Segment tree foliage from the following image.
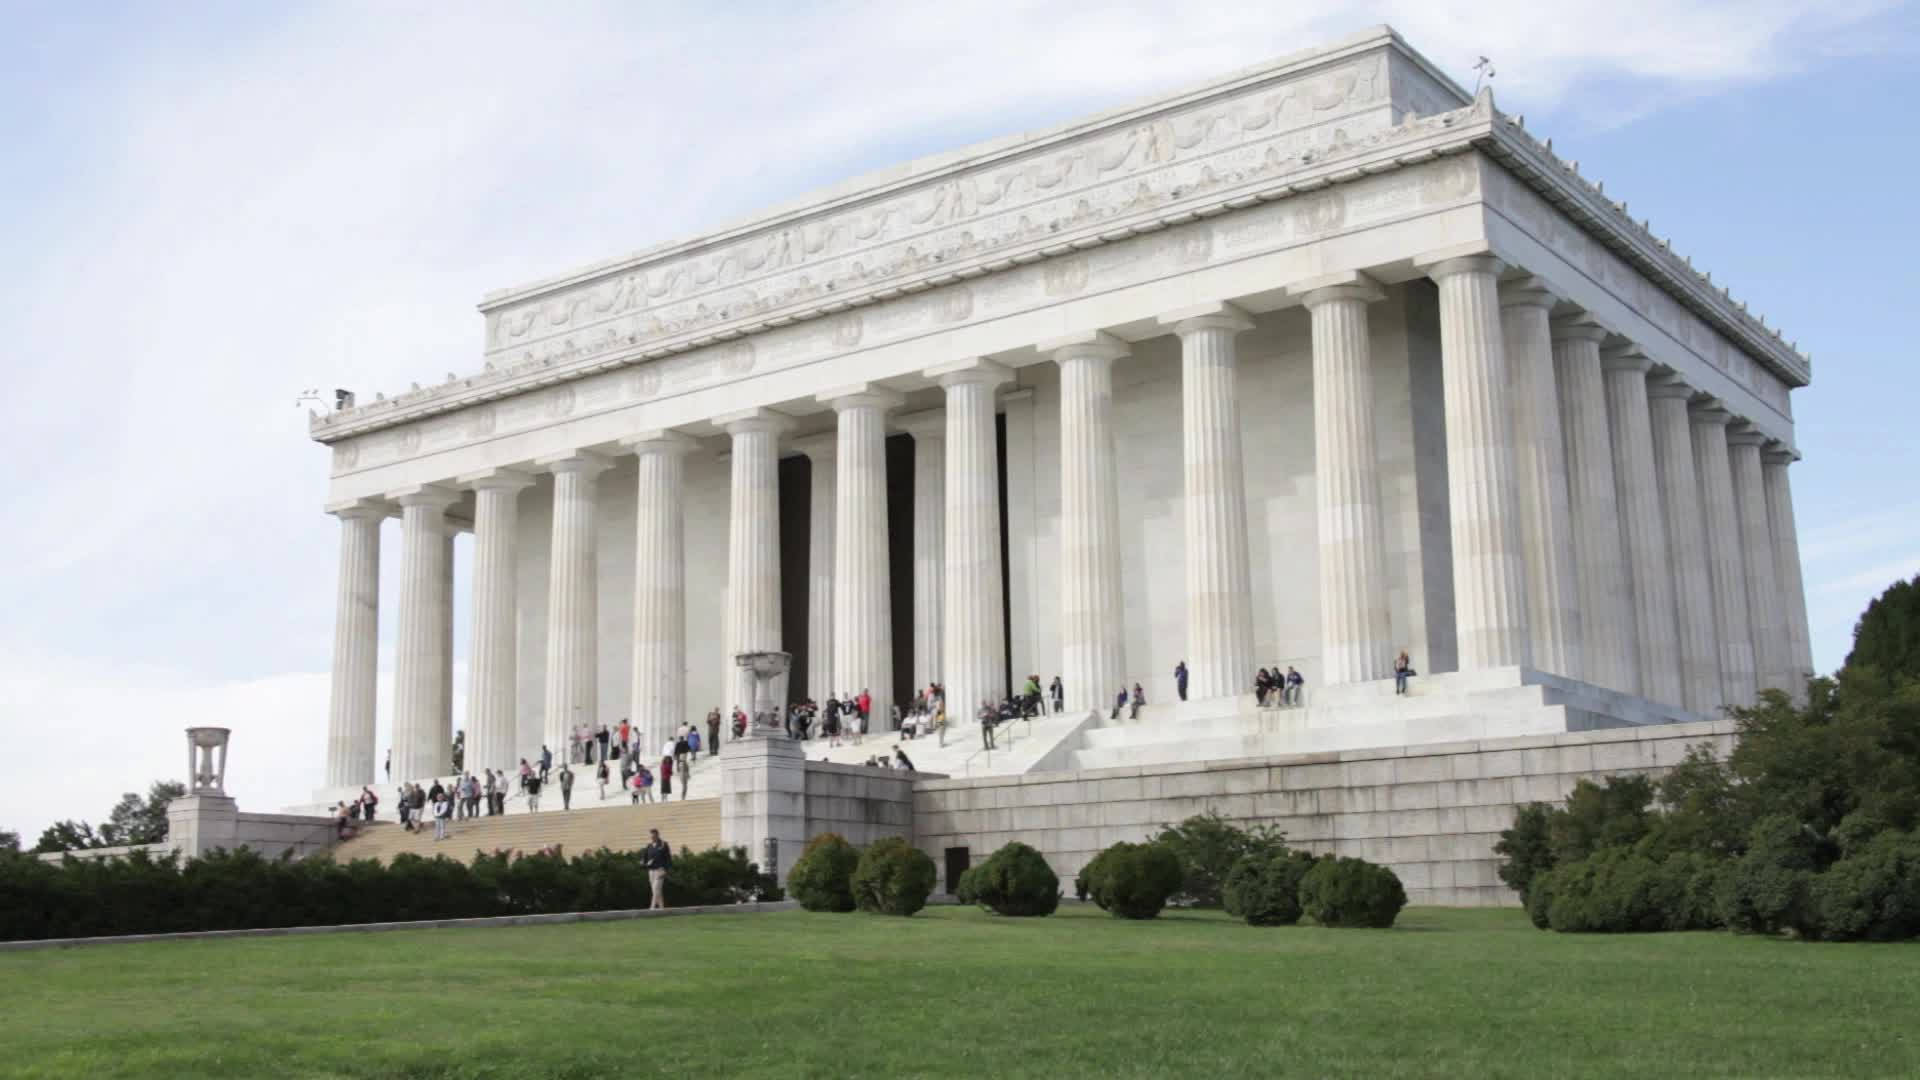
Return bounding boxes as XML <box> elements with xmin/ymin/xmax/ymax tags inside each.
<box><xmin>957</xmin><ymin>842</ymin><xmax>1059</xmax><ymax>917</ymax></box>
<box><xmin>1847</xmin><ymin>574</ymin><xmax>1920</xmax><ymax>679</ymax></box>
<box><xmin>1147</xmin><ymin>811</ymin><xmax>1290</xmax><ymax>908</ymax></box>
<box><xmin>786</xmin><ymin>833</ymin><xmax>859</xmax><ymax>912</ymax></box>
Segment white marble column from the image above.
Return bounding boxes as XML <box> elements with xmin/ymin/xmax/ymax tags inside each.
<box><xmin>540</xmin><ymin>451</ymin><xmax>610</xmax><ymax>757</ymax></box>
<box><xmin>819</xmin><ymin>385</ymin><xmax>903</xmax><ymax>731</ymax></box>
<box><xmin>325</xmin><ymin>501</ymin><xmax>385</xmax><ymax>788</ymax></box>
<box><xmin>1426</xmin><ymin>255</ymin><xmax>1531</xmax><ymax>669</ymax></box>
<box><xmin>720</xmin><ymin>409</ymin><xmax>791</xmax><ymax>717</ymax></box>
<box><xmin>1647</xmin><ymin>380</ymin><xmax>1723</xmax><ymax>713</ymax></box>
<box><xmin>392</xmin><ymin>485</ymin><xmax>458</xmax><ymax>782</ymax></box>
<box><xmin>1499</xmin><ymin>280</ymin><xmax>1582</xmax><ymax>679</ymax></box>
<box><xmin>1691</xmin><ymin>404</ymin><xmax>1755</xmax><ymax>705</ymax></box>
<box><xmin>1161</xmin><ymin>302</ymin><xmax>1257</xmax><ymax>700</ymax></box>
<box><xmin>792</xmin><ymin>433</ymin><xmax>836</xmax><ymax>705</ymax></box>
<box><xmin>932</xmin><ymin>358</ymin><xmax>1012</xmax><ymax>727</ymax></box>
<box><xmin>1729</xmin><ymin>425</ymin><xmax>1790</xmax><ymax>694</ymax></box>
<box><xmin>1601</xmin><ymin>344</ymin><xmax>1682</xmax><ymax>706</ymax></box>
<box><xmin>1294</xmin><ymin>276</ymin><xmax>1392</xmax><ymax>685</ymax></box>
<box><xmin>1553</xmin><ymin>317</ymin><xmax>1637</xmax><ymax>695</ymax></box>
<box><xmin>1049</xmin><ymin>331</ymin><xmax>1128</xmax><ymax>712</ymax></box>
<box><xmin>1762</xmin><ymin>445</ymin><xmax>1815</xmax><ymax>688</ymax></box>
<box><xmin>898</xmin><ymin>410</ymin><xmax>947</xmax><ymax>695</ymax></box>
<box><xmin>624</xmin><ymin>431</ymin><xmax>696</xmax><ymax>755</ymax></box>
<box><xmin>463</xmin><ymin>469</ymin><xmax>532</xmax><ymax>778</ymax></box>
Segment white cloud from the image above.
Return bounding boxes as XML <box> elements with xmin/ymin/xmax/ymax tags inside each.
<box><xmin>0</xmin><ymin>1</ymin><xmax>1903</xmax><ymax>840</ymax></box>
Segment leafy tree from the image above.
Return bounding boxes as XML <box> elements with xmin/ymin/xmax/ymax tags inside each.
<box><xmin>0</xmin><ymin>830</ymin><xmax>18</xmax><ymax>853</ymax></box>
<box><xmin>1846</xmin><ymin>574</ymin><xmax>1920</xmax><ymax>678</ymax></box>
<box><xmin>100</xmin><ymin>781</ymin><xmax>186</xmax><ymax>847</ymax></box>
<box><xmin>32</xmin><ymin>820</ymin><xmax>100</xmax><ymax>854</ymax></box>
<box><xmin>1148</xmin><ymin>811</ymin><xmax>1290</xmax><ymax>907</ymax></box>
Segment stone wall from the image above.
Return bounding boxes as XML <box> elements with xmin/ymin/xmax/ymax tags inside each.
<box><xmin>912</xmin><ymin>720</ymin><xmax>1734</xmax><ymax>907</ymax></box>
<box><xmin>803</xmin><ymin>761</ymin><xmax>920</xmax><ymax>848</ymax></box>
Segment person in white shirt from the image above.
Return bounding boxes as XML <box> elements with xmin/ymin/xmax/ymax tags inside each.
<box><xmin>431</xmin><ymin>794</ymin><xmax>451</xmax><ymax>840</ymax></box>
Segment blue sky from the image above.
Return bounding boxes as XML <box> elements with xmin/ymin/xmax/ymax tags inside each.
<box><xmin>1</xmin><ymin>1</ymin><xmax>1915</xmax><ymax>841</ymax></box>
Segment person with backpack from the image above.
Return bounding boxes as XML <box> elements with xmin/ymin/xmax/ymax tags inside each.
<box><xmin>524</xmin><ymin>771</ymin><xmax>543</xmax><ymax>812</ymax></box>
<box><xmin>642</xmin><ymin>829</ymin><xmax>673</xmax><ymax>910</ymax></box>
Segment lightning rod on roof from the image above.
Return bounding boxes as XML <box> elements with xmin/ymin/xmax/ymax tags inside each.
<box><xmin>1472</xmin><ymin>56</ymin><xmax>1496</xmax><ymax>95</ymax></box>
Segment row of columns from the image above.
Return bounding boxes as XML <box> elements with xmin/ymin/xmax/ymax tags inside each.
<box><xmin>324</xmin><ymin>253</ymin><xmax>1814</xmax><ymax>786</ymax></box>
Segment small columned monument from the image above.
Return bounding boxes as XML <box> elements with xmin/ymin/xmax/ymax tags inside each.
<box><xmin>169</xmin><ymin>726</ymin><xmax>241</xmax><ymax>858</ymax></box>
<box><xmin>722</xmin><ymin>650</ymin><xmax>806</xmax><ymax>884</ymax></box>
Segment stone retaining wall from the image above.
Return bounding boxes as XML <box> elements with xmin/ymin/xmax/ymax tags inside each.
<box><xmin>911</xmin><ymin>720</ymin><xmax>1735</xmax><ymax>906</ymax></box>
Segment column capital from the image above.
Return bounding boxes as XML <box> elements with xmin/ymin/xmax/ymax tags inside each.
<box><xmin>1726</xmin><ymin>423</ymin><xmax>1769</xmax><ymax>449</ymax></box>
<box><xmin>535</xmin><ymin>449</ymin><xmax>614</xmax><ymax>477</ymax></box>
<box><xmin>1498</xmin><ymin>274</ymin><xmax>1559</xmax><ymax>311</ymax></box>
<box><xmin>1761</xmin><ymin>443</ymin><xmax>1802</xmax><ymax>466</ymax></box>
<box><xmin>457</xmin><ymin>466</ymin><xmax>536</xmax><ymax>492</ymax></box>
<box><xmin>1549</xmin><ymin>314</ymin><xmax>1610</xmax><ymax>345</ymax></box>
<box><xmin>1645</xmin><ymin>376</ymin><xmax>1697</xmax><ymax>401</ymax></box>
<box><xmin>392</xmin><ymin>484</ymin><xmax>460</xmax><ymax>512</ymax></box>
<box><xmin>1415</xmin><ymin>249</ymin><xmax>1506</xmax><ymax>281</ymax></box>
<box><xmin>715</xmin><ymin>407</ymin><xmax>796</xmax><ymax>437</ymax></box>
<box><xmin>1157</xmin><ymin>300</ymin><xmax>1255</xmax><ymax>337</ymax></box>
<box><xmin>1042</xmin><ymin>329</ymin><xmax>1129</xmax><ymax>364</ymax></box>
<box><xmin>816</xmin><ymin>383</ymin><xmax>906</xmax><ymax>413</ymax></box>
<box><xmin>618</xmin><ymin>429</ymin><xmax>699</xmax><ymax>456</ymax></box>
<box><xmin>929</xmin><ymin>355</ymin><xmax>1014</xmax><ymax>390</ymax></box>
<box><xmin>1688</xmin><ymin>400</ymin><xmax>1734</xmax><ymax>427</ymax></box>
<box><xmin>1288</xmin><ymin>269</ymin><xmax>1384</xmax><ymax>309</ymax></box>
<box><xmin>789</xmin><ymin>431</ymin><xmax>836</xmax><ymax>461</ymax></box>
<box><xmin>1599</xmin><ymin>342</ymin><xmax>1655</xmax><ymax>375</ymax></box>
<box><xmin>326</xmin><ymin>496</ymin><xmax>393</xmax><ymax>521</ymax></box>
<box><xmin>894</xmin><ymin>409</ymin><xmax>947</xmax><ymax>440</ymax></box>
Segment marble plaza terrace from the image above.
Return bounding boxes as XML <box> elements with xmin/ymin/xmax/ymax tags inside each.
<box><xmin>308</xmin><ymin>26</ymin><xmax>1813</xmax><ymax>799</ymax></box>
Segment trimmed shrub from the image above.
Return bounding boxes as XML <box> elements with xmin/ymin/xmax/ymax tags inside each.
<box><xmin>1299</xmin><ymin>856</ymin><xmax>1406</xmax><ymax>928</ymax></box>
<box><xmin>1809</xmin><ymin>831</ymin><xmax>1920</xmax><ymax>942</ymax></box>
<box><xmin>1223</xmin><ymin>850</ymin><xmax>1314</xmax><ymax>926</ymax></box>
<box><xmin>1718</xmin><ymin>815</ymin><xmax>1821</xmax><ymax>937</ymax></box>
<box><xmin>787</xmin><ymin>833</ymin><xmax>860</xmax><ymax>912</ymax></box>
<box><xmin>1494</xmin><ymin>803</ymin><xmax>1555</xmax><ymax>905</ymax></box>
<box><xmin>957</xmin><ymin>842</ymin><xmax>1059</xmax><ymax>917</ymax></box>
<box><xmin>850</xmin><ymin>837</ymin><xmax>937</xmax><ymax>916</ymax></box>
<box><xmin>1148</xmin><ymin>812</ymin><xmax>1289</xmax><ymax>908</ymax></box>
<box><xmin>667</xmin><ymin>846</ymin><xmax>782</xmax><ymax>907</ymax></box>
<box><xmin>1083</xmin><ymin>841</ymin><xmax>1182</xmax><ymax>920</ymax></box>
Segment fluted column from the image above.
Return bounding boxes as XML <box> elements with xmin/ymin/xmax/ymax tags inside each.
<box><xmin>1500</xmin><ymin>280</ymin><xmax>1582</xmax><ymax>679</ymax></box>
<box><xmin>392</xmin><ymin>485</ymin><xmax>458</xmax><ymax>782</ymax></box>
<box><xmin>720</xmin><ymin>409</ymin><xmax>791</xmax><ymax>718</ymax></box>
<box><xmin>1762</xmin><ymin>445</ymin><xmax>1815</xmax><ymax>688</ymax></box>
<box><xmin>1293</xmin><ymin>277</ymin><xmax>1392</xmax><ymax>684</ymax></box>
<box><xmin>1729</xmin><ymin>425</ymin><xmax>1789</xmax><ymax>694</ymax></box>
<box><xmin>898</xmin><ymin>410</ymin><xmax>947</xmax><ymax>695</ymax></box>
<box><xmin>932</xmin><ymin>358</ymin><xmax>1012</xmax><ymax>726</ymax></box>
<box><xmin>624</xmin><ymin>431</ymin><xmax>696</xmax><ymax>755</ymax></box>
<box><xmin>819</xmin><ymin>385</ymin><xmax>903</xmax><ymax>730</ymax></box>
<box><xmin>540</xmin><ymin>451</ymin><xmax>611</xmax><ymax>756</ymax></box>
<box><xmin>1161</xmin><ymin>302</ymin><xmax>1257</xmax><ymax>699</ymax></box>
<box><xmin>463</xmin><ymin>470</ymin><xmax>532</xmax><ymax>777</ymax></box>
<box><xmin>1601</xmin><ymin>344</ymin><xmax>1682</xmax><ymax>706</ymax></box>
<box><xmin>1553</xmin><ymin>317</ymin><xmax>1636</xmax><ymax>694</ymax></box>
<box><xmin>1050</xmin><ymin>331</ymin><xmax>1128</xmax><ymax>712</ymax></box>
<box><xmin>1647</xmin><ymin>380</ymin><xmax>1722</xmax><ymax>713</ymax></box>
<box><xmin>792</xmin><ymin>434</ymin><xmax>836</xmax><ymax>705</ymax></box>
<box><xmin>1691</xmin><ymin>404</ymin><xmax>1754</xmax><ymax>705</ymax></box>
<box><xmin>1427</xmin><ymin>255</ymin><xmax>1530</xmax><ymax>669</ymax></box>
<box><xmin>325</xmin><ymin>501</ymin><xmax>386</xmax><ymax>787</ymax></box>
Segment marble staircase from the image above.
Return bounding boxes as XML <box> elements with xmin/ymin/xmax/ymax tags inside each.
<box><xmin>328</xmin><ymin>798</ymin><xmax>721</xmax><ymax>864</ymax></box>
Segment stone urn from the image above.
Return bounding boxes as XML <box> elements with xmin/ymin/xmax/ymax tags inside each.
<box><xmin>733</xmin><ymin>650</ymin><xmax>792</xmax><ymax>736</ymax></box>
<box><xmin>186</xmin><ymin>726</ymin><xmax>231</xmax><ymax>795</ymax></box>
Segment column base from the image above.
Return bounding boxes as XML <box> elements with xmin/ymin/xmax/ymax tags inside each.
<box><xmin>165</xmin><ymin>795</ymin><xmax>240</xmax><ymax>860</ymax></box>
<box><xmin>720</xmin><ymin>737</ymin><xmax>807</xmax><ymax>886</ymax></box>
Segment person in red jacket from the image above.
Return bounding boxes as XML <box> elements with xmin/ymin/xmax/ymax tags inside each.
<box><xmin>659</xmin><ymin>753</ymin><xmax>673</xmax><ymax>800</ymax></box>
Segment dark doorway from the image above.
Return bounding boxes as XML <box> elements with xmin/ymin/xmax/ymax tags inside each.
<box><xmin>944</xmin><ymin>846</ymin><xmax>971</xmax><ymax>895</ymax></box>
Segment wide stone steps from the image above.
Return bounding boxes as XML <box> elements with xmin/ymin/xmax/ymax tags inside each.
<box><xmin>328</xmin><ymin>798</ymin><xmax>722</xmax><ymax>864</ymax></box>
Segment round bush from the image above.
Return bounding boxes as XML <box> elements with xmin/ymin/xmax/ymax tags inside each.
<box><xmin>787</xmin><ymin>833</ymin><xmax>859</xmax><ymax>912</ymax></box>
<box><xmin>958</xmin><ymin>842</ymin><xmax>1060</xmax><ymax>917</ymax></box>
<box><xmin>1299</xmin><ymin>856</ymin><xmax>1406</xmax><ymax>928</ymax></box>
<box><xmin>850</xmin><ymin>837</ymin><xmax>937</xmax><ymax>916</ymax></box>
<box><xmin>1717</xmin><ymin>815</ymin><xmax>1820</xmax><ymax>936</ymax></box>
<box><xmin>1809</xmin><ymin>832</ymin><xmax>1920</xmax><ymax>942</ymax></box>
<box><xmin>1223</xmin><ymin>850</ymin><xmax>1313</xmax><ymax>926</ymax></box>
<box><xmin>1083</xmin><ymin>842</ymin><xmax>1182</xmax><ymax>920</ymax></box>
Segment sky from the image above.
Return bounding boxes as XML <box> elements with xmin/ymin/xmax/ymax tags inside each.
<box><xmin>2</xmin><ymin>0</ymin><xmax>1916</xmax><ymax>843</ymax></box>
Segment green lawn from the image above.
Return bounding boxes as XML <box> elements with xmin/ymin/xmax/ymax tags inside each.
<box><xmin>1</xmin><ymin>905</ymin><xmax>1915</xmax><ymax>1078</ymax></box>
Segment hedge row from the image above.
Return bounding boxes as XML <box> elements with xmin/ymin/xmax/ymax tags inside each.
<box><xmin>0</xmin><ymin>844</ymin><xmax>779</xmax><ymax>942</ymax></box>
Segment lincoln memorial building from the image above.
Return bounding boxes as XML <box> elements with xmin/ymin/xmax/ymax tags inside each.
<box><xmin>306</xmin><ymin>23</ymin><xmax>1813</xmax><ymax>855</ymax></box>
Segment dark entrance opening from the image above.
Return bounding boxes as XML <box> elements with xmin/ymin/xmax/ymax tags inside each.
<box><xmin>944</xmin><ymin>846</ymin><xmax>971</xmax><ymax>895</ymax></box>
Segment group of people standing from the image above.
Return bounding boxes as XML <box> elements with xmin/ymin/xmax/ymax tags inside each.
<box><xmin>784</xmin><ymin>688</ymin><xmax>877</xmax><ymax>745</ymax></box>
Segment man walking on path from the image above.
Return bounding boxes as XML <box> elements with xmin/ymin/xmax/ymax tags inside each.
<box><xmin>558</xmin><ymin>763</ymin><xmax>575</xmax><ymax>810</ymax></box>
<box><xmin>643</xmin><ymin>828</ymin><xmax>672</xmax><ymax>910</ymax></box>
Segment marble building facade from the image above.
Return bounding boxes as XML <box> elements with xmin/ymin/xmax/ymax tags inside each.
<box><xmin>309</xmin><ymin>27</ymin><xmax>1814</xmax><ymax>793</ymax></box>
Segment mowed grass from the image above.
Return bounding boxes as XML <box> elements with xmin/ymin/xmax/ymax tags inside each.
<box><xmin>1</xmin><ymin>905</ymin><xmax>1916</xmax><ymax>1079</ymax></box>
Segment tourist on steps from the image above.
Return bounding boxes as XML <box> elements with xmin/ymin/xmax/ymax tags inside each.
<box><xmin>642</xmin><ymin>829</ymin><xmax>672</xmax><ymax>910</ymax></box>
<box><xmin>596</xmin><ymin>759</ymin><xmax>609</xmax><ymax>801</ymax></box>
<box><xmin>359</xmin><ymin>786</ymin><xmax>378</xmax><ymax>822</ymax></box>
<box><xmin>525</xmin><ymin>771</ymin><xmax>543</xmax><ymax>813</ymax></box>
<box><xmin>659</xmin><ymin>753</ymin><xmax>673</xmax><ymax>800</ymax></box>
<box><xmin>558</xmin><ymin>763</ymin><xmax>575</xmax><ymax>810</ymax></box>
<box><xmin>539</xmin><ymin>744</ymin><xmax>553</xmax><ymax>782</ymax></box>
<box><xmin>1112</xmin><ymin>687</ymin><xmax>1127</xmax><ymax>720</ymax></box>
<box><xmin>1174</xmin><ymin>661</ymin><xmax>1189</xmax><ymax>702</ymax></box>
<box><xmin>431</xmin><ymin>791</ymin><xmax>451</xmax><ymax>841</ymax></box>
<box><xmin>1049</xmin><ymin>676</ymin><xmax>1064</xmax><ymax>713</ymax></box>
<box><xmin>707</xmin><ymin>707</ymin><xmax>722</xmax><ymax>757</ymax></box>
<box><xmin>1284</xmin><ymin>666</ymin><xmax>1305</xmax><ymax>707</ymax></box>
<box><xmin>1395</xmin><ymin>651</ymin><xmax>1415</xmax><ymax>695</ymax></box>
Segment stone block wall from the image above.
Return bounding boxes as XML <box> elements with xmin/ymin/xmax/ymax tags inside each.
<box><xmin>912</xmin><ymin>720</ymin><xmax>1735</xmax><ymax>907</ymax></box>
<box><xmin>803</xmin><ymin>762</ymin><xmax>921</xmax><ymax>847</ymax></box>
